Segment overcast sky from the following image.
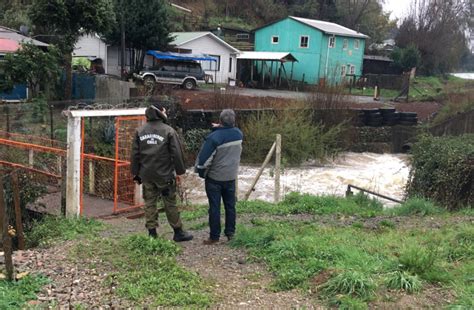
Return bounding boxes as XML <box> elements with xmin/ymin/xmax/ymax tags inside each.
<box><xmin>383</xmin><ymin>0</ymin><xmax>412</xmax><ymax>20</ymax></box>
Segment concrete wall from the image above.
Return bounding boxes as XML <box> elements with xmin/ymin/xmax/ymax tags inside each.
<box><xmin>95</xmin><ymin>75</ymin><xmax>135</xmax><ymax>104</ymax></box>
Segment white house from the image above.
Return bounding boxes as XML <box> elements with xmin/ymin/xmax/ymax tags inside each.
<box><xmin>170</xmin><ymin>32</ymin><xmax>240</xmax><ymax>83</ymax></box>
<box><xmin>73</xmin><ymin>34</ymin><xmax>108</xmax><ymax>72</ymax></box>
<box><xmin>74</xmin><ymin>34</ymin><xmax>154</xmax><ymax>76</ymax></box>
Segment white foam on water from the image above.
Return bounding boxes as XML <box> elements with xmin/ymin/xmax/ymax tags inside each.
<box><xmin>182</xmin><ymin>152</ymin><xmax>410</xmax><ymax>206</ymax></box>
<box><xmin>451</xmin><ymin>73</ymin><xmax>474</xmax><ymax>80</ymax></box>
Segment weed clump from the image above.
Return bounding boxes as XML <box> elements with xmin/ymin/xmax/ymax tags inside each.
<box><xmin>385</xmin><ymin>271</ymin><xmax>422</xmax><ymax>293</ymax></box>
<box><xmin>398</xmin><ymin>246</ymin><xmax>436</xmax><ymax>275</ymax></box>
<box><xmin>27</xmin><ymin>216</ymin><xmax>103</xmax><ymax>247</ymax></box>
<box><xmin>0</xmin><ymin>275</ymin><xmax>49</xmax><ymax>308</ymax></box>
<box><xmin>320</xmin><ymin>271</ymin><xmax>375</xmax><ymax>299</ymax></box>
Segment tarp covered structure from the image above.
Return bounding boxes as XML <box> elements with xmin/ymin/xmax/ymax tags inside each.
<box><xmin>147</xmin><ymin>50</ymin><xmax>217</xmax><ymax>62</ymax></box>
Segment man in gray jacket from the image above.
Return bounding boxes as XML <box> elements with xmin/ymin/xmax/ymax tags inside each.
<box><xmin>131</xmin><ymin>102</ymin><xmax>193</xmax><ymax>242</ymax></box>
<box><xmin>196</xmin><ymin>109</ymin><xmax>243</xmax><ymax>244</ymax></box>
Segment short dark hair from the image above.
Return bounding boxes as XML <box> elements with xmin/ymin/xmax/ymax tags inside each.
<box><xmin>220</xmin><ymin>109</ymin><xmax>236</xmax><ymax>127</ymax></box>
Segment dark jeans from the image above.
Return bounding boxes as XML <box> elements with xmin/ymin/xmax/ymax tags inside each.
<box><xmin>205</xmin><ymin>178</ymin><xmax>236</xmax><ymax>240</ymax></box>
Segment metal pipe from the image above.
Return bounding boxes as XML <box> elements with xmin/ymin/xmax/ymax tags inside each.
<box><xmin>346</xmin><ymin>184</ymin><xmax>404</xmax><ymax>204</ymax></box>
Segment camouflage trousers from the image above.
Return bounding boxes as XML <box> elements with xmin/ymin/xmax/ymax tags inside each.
<box><xmin>142</xmin><ymin>178</ymin><xmax>182</xmax><ymax>230</ymax></box>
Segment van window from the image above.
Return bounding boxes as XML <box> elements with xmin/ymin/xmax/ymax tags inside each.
<box><xmin>161</xmin><ymin>62</ymin><xmax>176</xmax><ymax>71</ymax></box>
<box><xmin>176</xmin><ymin>63</ymin><xmax>189</xmax><ymax>72</ymax></box>
<box><xmin>189</xmin><ymin>63</ymin><xmax>202</xmax><ymax>73</ymax></box>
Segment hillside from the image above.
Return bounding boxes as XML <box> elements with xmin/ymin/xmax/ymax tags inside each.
<box><xmin>170</xmin><ymin>0</ymin><xmax>392</xmax><ymax>45</ymax></box>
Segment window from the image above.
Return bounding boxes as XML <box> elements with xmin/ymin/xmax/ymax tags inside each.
<box><xmin>272</xmin><ymin>36</ymin><xmax>279</xmax><ymax>44</ymax></box>
<box><xmin>349</xmin><ymin>65</ymin><xmax>356</xmax><ymax>75</ymax></box>
<box><xmin>201</xmin><ymin>55</ymin><xmax>220</xmax><ymax>71</ymax></box>
<box><xmin>229</xmin><ymin>57</ymin><xmax>232</xmax><ymax>73</ymax></box>
<box><xmin>343</xmin><ymin>39</ymin><xmax>348</xmax><ymax>50</ymax></box>
<box><xmin>341</xmin><ymin>65</ymin><xmax>347</xmax><ymax>77</ymax></box>
<box><xmin>354</xmin><ymin>39</ymin><xmax>360</xmax><ymax>49</ymax></box>
<box><xmin>328</xmin><ymin>36</ymin><xmax>336</xmax><ymax>48</ymax></box>
<box><xmin>300</xmin><ymin>35</ymin><xmax>309</xmax><ymax>48</ymax></box>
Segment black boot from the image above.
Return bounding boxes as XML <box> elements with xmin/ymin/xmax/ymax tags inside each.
<box><xmin>173</xmin><ymin>228</ymin><xmax>193</xmax><ymax>242</ymax></box>
<box><xmin>148</xmin><ymin>228</ymin><xmax>158</xmax><ymax>238</ymax></box>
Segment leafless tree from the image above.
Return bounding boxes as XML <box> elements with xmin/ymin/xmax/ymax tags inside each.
<box><xmin>396</xmin><ymin>0</ymin><xmax>470</xmax><ymax>74</ymax></box>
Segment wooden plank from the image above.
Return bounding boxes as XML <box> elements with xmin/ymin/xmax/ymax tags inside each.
<box><xmin>244</xmin><ymin>141</ymin><xmax>276</xmax><ymax>201</ymax></box>
<box><xmin>11</xmin><ymin>171</ymin><xmax>24</xmax><ymax>250</ymax></box>
<box><xmin>274</xmin><ymin>134</ymin><xmax>282</xmax><ymax>203</ymax></box>
<box><xmin>0</xmin><ymin>170</ymin><xmax>14</xmax><ymax>281</ymax></box>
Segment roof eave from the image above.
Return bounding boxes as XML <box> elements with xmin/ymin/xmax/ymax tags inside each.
<box><xmin>171</xmin><ymin>32</ymin><xmax>240</xmax><ymax>53</ymax></box>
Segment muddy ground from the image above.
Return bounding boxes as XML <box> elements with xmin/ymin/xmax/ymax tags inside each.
<box><xmin>174</xmin><ymin>89</ymin><xmax>442</xmax><ymax>121</ymax></box>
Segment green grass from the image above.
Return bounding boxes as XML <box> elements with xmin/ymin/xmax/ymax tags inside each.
<box><xmin>71</xmin><ymin>234</ymin><xmax>211</xmax><ymax>307</ymax></box>
<box><xmin>237</xmin><ymin>192</ymin><xmax>383</xmax><ymax>218</ymax></box>
<box><xmin>229</xmin><ymin>196</ymin><xmax>473</xmax><ymax>308</ymax></box>
<box><xmin>26</xmin><ymin>216</ymin><xmax>104</xmax><ymax>247</ymax></box>
<box><xmin>0</xmin><ymin>275</ymin><xmax>49</xmax><ymax>308</ymax></box>
<box><xmin>410</xmin><ymin>75</ymin><xmax>472</xmax><ymax>101</ymax></box>
<box><xmin>347</xmin><ymin>87</ymin><xmax>400</xmax><ymax>99</ymax></box>
<box><xmin>388</xmin><ymin>198</ymin><xmax>444</xmax><ymax>216</ymax></box>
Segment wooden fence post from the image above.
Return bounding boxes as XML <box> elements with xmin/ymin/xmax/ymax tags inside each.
<box><xmin>0</xmin><ymin>170</ymin><xmax>14</xmax><ymax>281</ymax></box>
<box><xmin>244</xmin><ymin>141</ymin><xmax>277</xmax><ymax>201</ymax></box>
<box><xmin>60</xmin><ymin>157</ymin><xmax>67</xmax><ymax>216</ymax></box>
<box><xmin>11</xmin><ymin>171</ymin><xmax>25</xmax><ymax>250</ymax></box>
<box><xmin>274</xmin><ymin>134</ymin><xmax>282</xmax><ymax>203</ymax></box>
<box><xmin>28</xmin><ymin>150</ymin><xmax>34</xmax><ymax>168</ymax></box>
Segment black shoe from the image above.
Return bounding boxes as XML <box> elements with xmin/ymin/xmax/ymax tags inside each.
<box><xmin>226</xmin><ymin>235</ymin><xmax>234</xmax><ymax>241</ymax></box>
<box><xmin>148</xmin><ymin>228</ymin><xmax>158</xmax><ymax>238</ymax></box>
<box><xmin>173</xmin><ymin>228</ymin><xmax>193</xmax><ymax>242</ymax></box>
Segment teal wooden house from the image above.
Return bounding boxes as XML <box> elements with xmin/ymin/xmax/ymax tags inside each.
<box><xmin>254</xmin><ymin>16</ymin><xmax>369</xmax><ymax>85</ymax></box>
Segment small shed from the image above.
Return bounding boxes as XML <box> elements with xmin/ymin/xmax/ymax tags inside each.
<box><xmin>237</xmin><ymin>52</ymin><xmax>298</xmax><ymax>88</ymax></box>
<box><xmin>363</xmin><ymin>55</ymin><xmax>401</xmax><ymax>75</ymax></box>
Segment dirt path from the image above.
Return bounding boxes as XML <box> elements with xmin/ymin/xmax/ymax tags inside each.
<box><xmin>105</xmin><ymin>216</ymin><xmax>319</xmax><ymax>308</ymax></box>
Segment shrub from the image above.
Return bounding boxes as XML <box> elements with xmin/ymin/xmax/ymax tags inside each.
<box><xmin>183</xmin><ymin>128</ymin><xmax>210</xmax><ymax>154</ymax></box>
<box><xmin>385</xmin><ymin>271</ymin><xmax>422</xmax><ymax>293</ymax></box>
<box><xmin>406</xmin><ymin>134</ymin><xmax>474</xmax><ymax>210</ymax></box>
<box><xmin>240</xmin><ymin>108</ymin><xmax>345</xmax><ymax>165</ymax></box>
<box><xmin>321</xmin><ymin>271</ymin><xmax>375</xmax><ymax>299</ymax></box>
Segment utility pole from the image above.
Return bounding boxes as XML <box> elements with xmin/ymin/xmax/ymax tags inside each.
<box><xmin>120</xmin><ymin>0</ymin><xmax>126</xmax><ymax>80</ymax></box>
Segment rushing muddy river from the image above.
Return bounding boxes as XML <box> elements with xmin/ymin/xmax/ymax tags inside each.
<box><xmin>183</xmin><ymin>152</ymin><xmax>411</xmax><ymax>206</ymax></box>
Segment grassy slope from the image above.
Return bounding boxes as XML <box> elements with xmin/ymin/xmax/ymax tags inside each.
<box><xmin>4</xmin><ymin>194</ymin><xmax>472</xmax><ymax>308</ymax></box>
<box><xmin>225</xmin><ymin>193</ymin><xmax>473</xmax><ymax>308</ymax></box>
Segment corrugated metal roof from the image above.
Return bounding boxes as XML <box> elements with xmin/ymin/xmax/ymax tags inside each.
<box><xmin>363</xmin><ymin>55</ymin><xmax>392</xmax><ymax>62</ymax></box>
<box><xmin>237</xmin><ymin>51</ymin><xmax>297</xmax><ymax>62</ymax></box>
<box><xmin>290</xmin><ymin>16</ymin><xmax>369</xmax><ymax>39</ymax></box>
<box><xmin>170</xmin><ymin>32</ymin><xmax>240</xmax><ymax>53</ymax></box>
<box><xmin>0</xmin><ymin>26</ymin><xmax>49</xmax><ymax>47</ymax></box>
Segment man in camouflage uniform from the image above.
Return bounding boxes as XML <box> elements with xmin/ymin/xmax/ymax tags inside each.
<box><xmin>131</xmin><ymin>102</ymin><xmax>193</xmax><ymax>242</ymax></box>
